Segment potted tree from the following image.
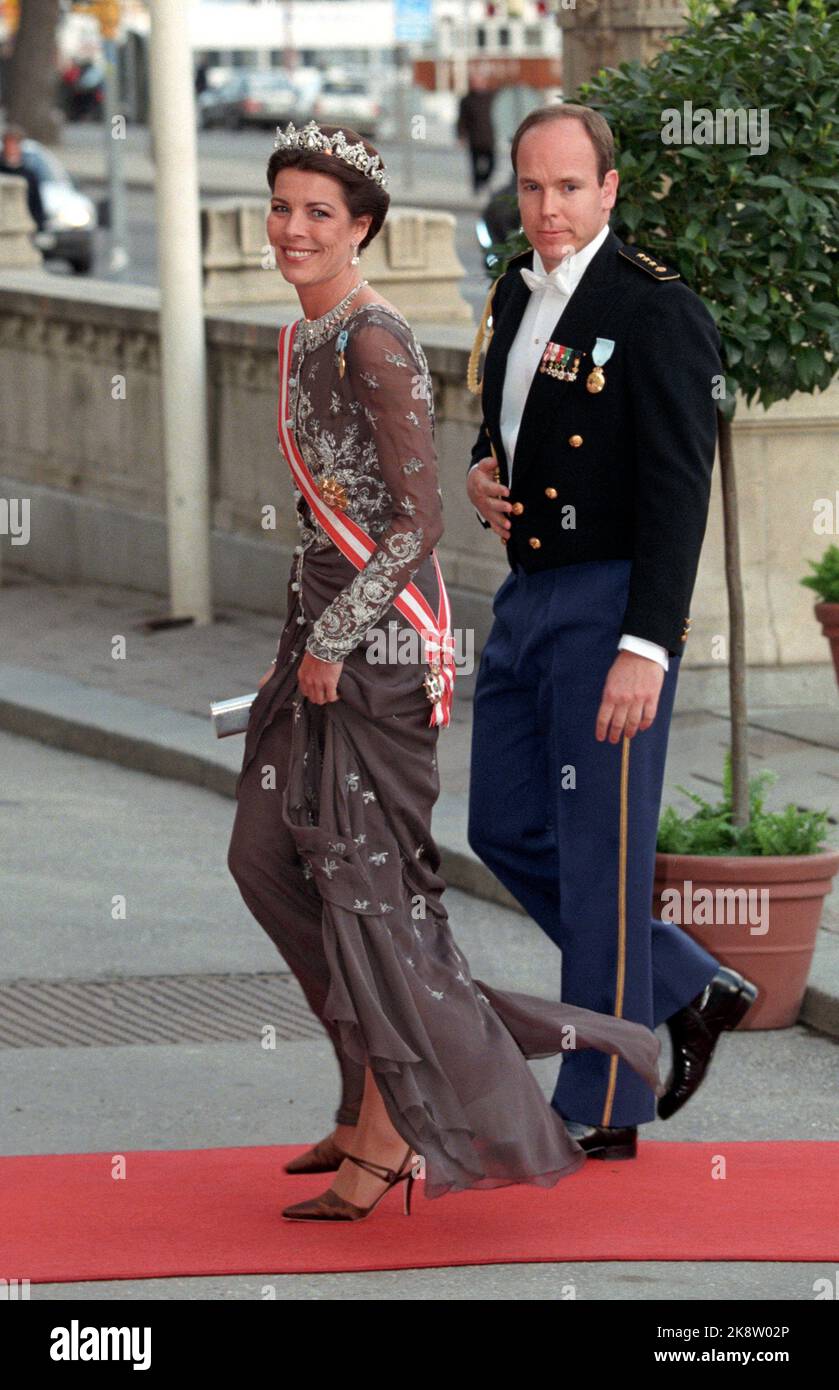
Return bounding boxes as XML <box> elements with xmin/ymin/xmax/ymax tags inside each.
<box><xmin>485</xmin><ymin>0</ymin><xmax>839</xmax><ymax>1027</ymax></box>
<box><xmin>801</xmin><ymin>544</ymin><xmax>839</xmax><ymax>690</ymax></box>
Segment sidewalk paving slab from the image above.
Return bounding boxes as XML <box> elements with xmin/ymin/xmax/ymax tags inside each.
<box><xmin>3</xmin><ymin>580</ymin><xmax>839</xmax><ymax>1301</ymax></box>
<box><xmin>1</xmin><ymin>574</ymin><xmax>838</xmax><ymax>1039</ymax></box>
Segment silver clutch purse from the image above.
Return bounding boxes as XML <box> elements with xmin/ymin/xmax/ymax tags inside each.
<box><xmin>210</xmin><ymin>691</ymin><xmax>258</xmax><ymax>738</ymax></box>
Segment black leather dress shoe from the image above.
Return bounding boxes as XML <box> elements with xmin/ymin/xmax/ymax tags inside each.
<box><xmin>658</xmin><ymin>966</ymin><xmax>758</xmax><ymax>1120</ymax></box>
<box><xmin>564</xmin><ymin>1119</ymin><xmax>638</xmax><ymax>1160</ymax></box>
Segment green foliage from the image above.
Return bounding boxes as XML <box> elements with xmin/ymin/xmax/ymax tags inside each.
<box><xmin>492</xmin><ymin>0</ymin><xmax>839</xmax><ymax>418</ymax></box>
<box><xmin>801</xmin><ymin>543</ymin><xmax>839</xmax><ymax>603</ymax></box>
<box><xmin>657</xmin><ymin>749</ymin><xmax>832</xmax><ymax>855</ymax></box>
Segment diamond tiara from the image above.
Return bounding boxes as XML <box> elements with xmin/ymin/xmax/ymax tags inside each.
<box><xmin>273</xmin><ymin>119</ymin><xmax>389</xmax><ymax>189</ymax></box>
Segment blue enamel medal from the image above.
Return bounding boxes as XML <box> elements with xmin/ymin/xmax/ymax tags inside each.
<box><xmin>586</xmin><ymin>337</ymin><xmax>615</xmax><ymax>393</ymax></box>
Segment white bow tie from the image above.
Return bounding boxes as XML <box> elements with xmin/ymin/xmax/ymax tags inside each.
<box><xmin>520</xmin><ymin>258</ymin><xmax>576</xmax><ymax>296</ymax></box>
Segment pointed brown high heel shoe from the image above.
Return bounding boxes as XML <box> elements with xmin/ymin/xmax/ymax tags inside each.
<box><xmin>283</xmin><ymin>1134</ymin><xmax>348</xmax><ymax>1175</ymax></box>
<box><xmin>281</xmin><ymin>1145</ymin><xmax>416</xmax><ymax>1222</ymax></box>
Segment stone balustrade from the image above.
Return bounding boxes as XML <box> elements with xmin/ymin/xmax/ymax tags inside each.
<box><xmin>0</xmin><ymin>174</ymin><xmax>42</xmax><ymax>270</ymax></box>
<box><xmin>202</xmin><ymin>198</ymin><xmax>472</xmax><ymax>323</ymax></box>
<box><xmin>0</xmin><ymin>263</ymin><xmax>836</xmax><ymax>706</ymax></box>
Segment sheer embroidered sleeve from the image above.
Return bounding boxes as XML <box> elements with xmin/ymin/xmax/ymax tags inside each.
<box><xmin>305</xmin><ymin>313</ymin><xmax>444</xmax><ymax>664</ymax></box>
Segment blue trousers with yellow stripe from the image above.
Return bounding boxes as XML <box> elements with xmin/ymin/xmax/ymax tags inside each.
<box><xmin>467</xmin><ymin>559</ymin><xmax>720</xmax><ymax>1127</ymax></box>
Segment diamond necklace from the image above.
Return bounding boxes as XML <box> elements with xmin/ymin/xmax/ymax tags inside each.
<box><xmin>298</xmin><ymin>279</ymin><xmax>369</xmax><ymax>352</ymax></box>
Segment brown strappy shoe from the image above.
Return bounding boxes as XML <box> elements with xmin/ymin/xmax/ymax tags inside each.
<box><xmin>283</xmin><ymin>1134</ymin><xmax>347</xmax><ymax>1175</ymax></box>
<box><xmin>281</xmin><ymin>1145</ymin><xmax>416</xmax><ymax>1222</ymax></box>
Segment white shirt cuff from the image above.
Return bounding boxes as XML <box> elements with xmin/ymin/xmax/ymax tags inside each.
<box><xmin>618</xmin><ymin>633</ymin><xmax>669</xmax><ymax>671</ymax></box>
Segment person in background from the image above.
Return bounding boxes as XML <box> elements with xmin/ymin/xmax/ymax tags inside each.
<box><xmin>456</xmin><ymin>76</ymin><xmax>496</xmax><ymax>195</ymax></box>
<box><xmin>0</xmin><ymin>124</ymin><xmax>45</xmax><ymax>231</ymax></box>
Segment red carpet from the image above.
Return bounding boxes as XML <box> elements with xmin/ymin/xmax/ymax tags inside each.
<box><xmin>2</xmin><ymin>1142</ymin><xmax>837</xmax><ymax>1283</ymax></box>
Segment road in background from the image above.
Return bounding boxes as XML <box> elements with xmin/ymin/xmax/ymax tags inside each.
<box><xmin>39</xmin><ymin>122</ymin><xmax>501</xmax><ymax>316</ymax></box>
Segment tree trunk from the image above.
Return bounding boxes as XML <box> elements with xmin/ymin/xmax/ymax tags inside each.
<box><xmin>5</xmin><ymin>0</ymin><xmax>63</xmax><ymax>146</ymax></box>
<box><xmin>717</xmin><ymin>408</ymin><xmax>749</xmax><ymax>826</ymax></box>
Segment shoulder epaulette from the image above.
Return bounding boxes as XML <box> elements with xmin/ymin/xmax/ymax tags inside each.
<box><xmin>617</xmin><ymin>245</ymin><xmax>680</xmax><ymax>280</ymax></box>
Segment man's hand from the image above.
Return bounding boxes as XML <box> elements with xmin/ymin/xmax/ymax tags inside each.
<box><xmin>468</xmin><ymin>457</ymin><xmax>511</xmax><ymax>539</ymax></box>
<box><xmin>297</xmin><ymin>650</ymin><xmax>343</xmax><ymax>704</ymax></box>
<box><xmin>595</xmin><ymin>650</ymin><xmax>665</xmax><ymax>743</ymax></box>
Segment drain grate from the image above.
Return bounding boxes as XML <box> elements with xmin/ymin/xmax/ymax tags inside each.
<box><xmin>0</xmin><ymin>972</ymin><xmax>326</xmax><ymax>1048</ymax></box>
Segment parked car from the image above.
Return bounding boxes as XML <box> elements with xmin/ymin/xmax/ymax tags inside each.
<box><xmin>475</xmin><ymin>172</ymin><xmax>521</xmax><ymax>275</ymax></box>
<box><xmin>9</xmin><ymin>141</ymin><xmax>97</xmax><ymax>275</ymax></box>
<box><xmin>198</xmin><ymin>71</ymin><xmax>298</xmax><ymax>130</ymax></box>
<box><xmin>312</xmin><ymin>78</ymin><xmax>381</xmax><ymax>138</ymax></box>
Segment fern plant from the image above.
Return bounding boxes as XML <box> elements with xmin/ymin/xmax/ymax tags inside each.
<box><xmin>801</xmin><ymin>543</ymin><xmax>839</xmax><ymax>604</ymax></box>
<box><xmin>657</xmin><ymin>750</ymin><xmax>831</xmax><ymax>856</ymax></box>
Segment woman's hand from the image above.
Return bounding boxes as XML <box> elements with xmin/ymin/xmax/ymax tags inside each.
<box><xmin>257</xmin><ymin>661</ymin><xmax>277</xmax><ymax>689</ymax></box>
<box><xmin>297</xmin><ymin>650</ymin><xmax>343</xmax><ymax>704</ymax></box>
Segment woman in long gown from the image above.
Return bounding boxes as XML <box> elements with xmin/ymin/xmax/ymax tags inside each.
<box><xmin>227</xmin><ymin>122</ymin><xmax>666</xmax><ymax>1221</ymax></box>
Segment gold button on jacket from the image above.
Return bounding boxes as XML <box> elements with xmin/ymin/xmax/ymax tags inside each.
<box><xmin>510</xmin><ymin>501</ymin><xmax>524</xmax><ymax>515</ymax></box>
<box><xmin>544</xmin><ymin>487</ymin><xmax>558</xmax><ymax>500</ymax></box>
<box><xmin>528</xmin><ymin>536</ymin><xmax>541</xmax><ymax>549</ymax></box>
<box><xmin>569</xmin><ymin>434</ymin><xmax>583</xmax><ymax>448</ymax></box>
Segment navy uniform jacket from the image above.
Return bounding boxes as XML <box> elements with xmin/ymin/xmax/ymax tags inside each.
<box><xmin>468</xmin><ymin>227</ymin><xmax>722</xmax><ymax>655</ymax></box>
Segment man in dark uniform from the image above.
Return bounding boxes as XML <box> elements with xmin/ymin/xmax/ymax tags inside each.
<box><xmin>466</xmin><ymin>103</ymin><xmax>757</xmax><ymax>1158</ymax></box>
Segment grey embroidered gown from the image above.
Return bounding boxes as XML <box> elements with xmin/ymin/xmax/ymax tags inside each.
<box><xmin>227</xmin><ymin>300</ymin><xmax>666</xmax><ymax>1201</ymax></box>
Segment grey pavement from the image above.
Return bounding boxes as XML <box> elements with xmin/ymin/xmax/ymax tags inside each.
<box><xmin>2</xmin><ymin>570</ymin><xmax>839</xmax><ymax>1300</ymax></box>
<box><xmin>2</xmin><ymin>569</ymin><xmax>838</xmax><ymax>1024</ymax></box>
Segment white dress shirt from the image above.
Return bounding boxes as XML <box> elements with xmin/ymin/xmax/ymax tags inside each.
<box><xmin>470</xmin><ymin>222</ymin><xmax>668</xmax><ymax>671</ymax></box>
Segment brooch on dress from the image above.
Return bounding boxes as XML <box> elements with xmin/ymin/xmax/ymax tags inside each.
<box><xmin>336</xmin><ymin>328</ymin><xmax>348</xmax><ymax>379</ymax></box>
<box><xmin>318</xmin><ymin>475</ymin><xmax>349</xmax><ymax>510</ymax></box>
<box><xmin>423</xmin><ymin>662</ymin><xmax>446</xmax><ymax>705</ymax></box>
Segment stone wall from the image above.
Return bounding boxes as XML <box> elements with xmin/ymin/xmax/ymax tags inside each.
<box><xmin>558</xmin><ymin>0</ymin><xmax>689</xmax><ymax>98</ymax></box>
<box><xmin>0</xmin><ymin>267</ymin><xmax>837</xmax><ymax>701</ymax></box>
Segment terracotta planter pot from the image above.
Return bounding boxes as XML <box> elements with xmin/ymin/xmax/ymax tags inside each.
<box><xmin>814</xmin><ymin>601</ymin><xmax>839</xmax><ymax>688</ymax></box>
<box><xmin>654</xmin><ymin>849</ymin><xmax>839</xmax><ymax>1029</ymax></box>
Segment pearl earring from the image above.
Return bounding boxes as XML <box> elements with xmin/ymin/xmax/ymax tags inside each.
<box><xmin>350</xmin><ymin>244</ymin><xmax>360</xmax><ymax>265</ymax></box>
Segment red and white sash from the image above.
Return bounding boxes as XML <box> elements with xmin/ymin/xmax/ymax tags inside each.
<box><xmin>277</xmin><ymin>318</ymin><xmax>455</xmax><ymax>728</ymax></box>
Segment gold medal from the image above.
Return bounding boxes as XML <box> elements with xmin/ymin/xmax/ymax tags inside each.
<box><xmin>586</xmin><ymin>338</ymin><xmax>615</xmax><ymax>393</ymax></box>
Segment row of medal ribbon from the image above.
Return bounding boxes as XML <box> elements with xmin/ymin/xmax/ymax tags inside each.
<box><xmin>539</xmin><ymin>335</ymin><xmax>615</xmax><ymax>392</ymax></box>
